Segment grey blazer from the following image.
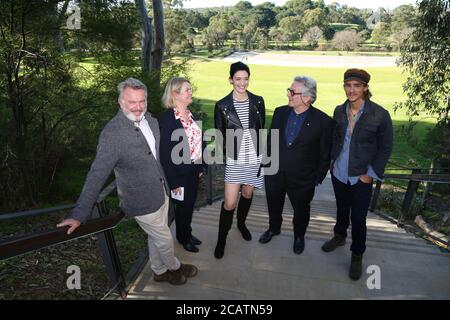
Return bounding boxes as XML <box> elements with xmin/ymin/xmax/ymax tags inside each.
<box><xmin>71</xmin><ymin>110</ymin><xmax>169</xmax><ymax>223</ymax></box>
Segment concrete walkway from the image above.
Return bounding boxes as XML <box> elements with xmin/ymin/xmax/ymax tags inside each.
<box><xmin>126</xmin><ymin>176</ymin><xmax>450</xmax><ymax>300</ymax></box>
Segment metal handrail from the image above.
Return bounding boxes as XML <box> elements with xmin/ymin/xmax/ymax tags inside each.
<box><xmin>385</xmin><ymin>161</ymin><xmax>450</xmax><ymax>173</ymax></box>
<box><xmin>384</xmin><ymin>173</ymin><xmax>450</xmax><ymax>183</ymax></box>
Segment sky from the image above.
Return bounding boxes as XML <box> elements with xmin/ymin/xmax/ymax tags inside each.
<box><xmin>182</xmin><ymin>0</ymin><xmax>418</xmax><ymax>10</ymax></box>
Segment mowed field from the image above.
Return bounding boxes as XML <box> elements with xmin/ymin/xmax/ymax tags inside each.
<box><xmin>188</xmin><ymin>59</ymin><xmax>430</xmax><ymax>166</ymax></box>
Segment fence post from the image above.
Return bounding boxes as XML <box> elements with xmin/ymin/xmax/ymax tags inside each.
<box><xmin>398</xmin><ymin>170</ymin><xmax>421</xmax><ymax>226</ymax></box>
<box><xmin>370</xmin><ymin>180</ymin><xmax>382</xmax><ymax>212</ymax></box>
<box><xmin>93</xmin><ymin>202</ymin><xmax>126</xmax><ymax>298</ymax></box>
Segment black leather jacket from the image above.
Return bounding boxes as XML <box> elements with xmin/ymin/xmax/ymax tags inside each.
<box><xmin>214</xmin><ymin>91</ymin><xmax>265</xmax><ymax>160</ymax></box>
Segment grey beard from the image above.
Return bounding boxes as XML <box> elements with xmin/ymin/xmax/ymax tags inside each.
<box><xmin>121</xmin><ymin>106</ymin><xmax>146</xmax><ymax>122</ymax></box>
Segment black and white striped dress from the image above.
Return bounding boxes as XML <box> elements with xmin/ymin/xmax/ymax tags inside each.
<box><xmin>224</xmin><ymin>99</ymin><xmax>264</xmax><ymax>189</ymax></box>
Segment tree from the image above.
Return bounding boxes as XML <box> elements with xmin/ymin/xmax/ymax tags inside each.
<box><xmin>285</xmin><ymin>0</ymin><xmax>314</xmax><ymax>16</ymax></box>
<box><xmin>303</xmin><ymin>26</ymin><xmax>323</xmax><ymax>48</ymax></box>
<box><xmin>303</xmin><ymin>8</ymin><xmax>327</xmax><ymax>31</ymax></box>
<box><xmin>391</xmin><ymin>4</ymin><xmax>416</xmax><ymax>33</ymax></box>
<box><xmin>371</xmin><ymin>22</ymin><xmax>392</xmax><ymax>49</ymax></box>
<box><xmin>390</xmin><ymin>4</ymin><xmax>417</xmax><ymax>49</ymax></box>
<box><xmin>340</xmin><ymin>5</ymin><xmax>369</xmax><ymax>26</ymax></box>
<box><xmin>184</xmin><ymin>10</ymin><xmax>210</xmax><ymax>30</ymax></box>
<box><xmin>327</xmin><ymin>2</ymin><xmax>342</xmax><ymax>23</ymax></box>
<box><xmin>254</xmin><ymin>27</ymin><xmax>269</xmax><ymax>50</ymax></box>
<box><xmin>269</xmin><ymin>27</ymin><xmax>289</xmax><ymax>49</ymax></box>
<box><xmin>230</xmin><ymin>1</ymin><xmax>253</xmax><ymax>29</ymax></box>
<box><xmin>229</xmin><ymin>29</ymin><xmax>242</xmax><ymax>49</ymax></box>
<box><xmin>251</xmin><ymin>2</ymin><xmax>277</xmax><ymax>29</ymax></box>
<box><xmin>242</xmin><ymin>20</ymin><xmax>258</xmax><ymax>49</ymax></box>
<box><xmin>390</xmin><ymin>27</ymin><xmax>413</xmax><ymax>50</ymax></box>
<box><xmin>323</xmin><ymin>26</ymin><xmax>336</xmax><ymax>41</ymax></box>
<box><xmin>135</xmin><ymin>0</ymin><xmax>167</xmax><ymax>114</ymax></box>
<box><xmin>234</xmin><ymin>1</ymin><xmax>253</xmax><ymax>12</ymax></box>
<box><xmin>279</xmin><ymin>15</ymin><xmax>304</xmax><ymax>47</ymax></box>
<box><xmin>332</xmin><ymin>29</ymin><xmax>361</xmax><ymax>51</ymax></box>
<box><xmin>203</xmin><ymin>14</ymin><xmax>230</xmax><ymax>48</ymax></box>
<box><xmin>395</xmin><ymin>0</ymin><xmax>450</xmax><ymax>166</ymax></box>
<box><xmin>135</xmin><ymin>0</ymin><xmax>165</xmax><ymax>73</ymax></box>
<box><xmin>164</xmin><ymin>9</ymin><xmax>188</xmax><ymax>55</ymax></box>
<box><xmin>0</xmin><ymin>0</ymin><xmax>140</xmax><ymax>209</ymax></box>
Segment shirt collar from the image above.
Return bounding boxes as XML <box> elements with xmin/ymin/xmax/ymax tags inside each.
<box><xmin>174</xmin><ymin>108</ymin><xmax>192</xmax><ymax>121</ymax></box>
<box><xmin>290</xmin><ymin>107</ymin><xmax>310</xmax><ymax>117</ymax></box>
<box><xmin>345</xmin><ymin>101</ymin><xmax>365</xmax><ymax>114</ymax></box>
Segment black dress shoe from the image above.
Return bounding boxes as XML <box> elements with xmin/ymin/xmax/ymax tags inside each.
<box><xmin>293</xmin><ymin>237</ymin><xmax>305</xmax><ymax>254</ymax></box>
<box><xmin>183</xmin><ymin>242</ymin><xmax>199</xmax><ymax>253</ymax></box>
<box><xmin>259</xmin><ymin>229</ymin><xmax>280</xmax><ymax>244</ymax></box>
<box><xmin>191</xmin><ymin>235</ymin><xmax>202</xmax><ymax>245</ymax></box>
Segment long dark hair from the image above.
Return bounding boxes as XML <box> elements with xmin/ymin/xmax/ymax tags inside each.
<box><xmin>364</xmin><ymin>86</ymin><xmax>373</xmax><ymax>99</ymax></box>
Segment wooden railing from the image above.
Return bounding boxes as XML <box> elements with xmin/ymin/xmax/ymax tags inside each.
<box><xmin>0</xmin><ymin>164</ymin><xmax>223</xmax><ymax>299</ymax></box>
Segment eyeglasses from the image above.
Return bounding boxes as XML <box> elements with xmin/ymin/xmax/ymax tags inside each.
<box><xmin>287</xmin><ymin>88</ymin><xmax>305</xmax><ymax>96</ymax></box>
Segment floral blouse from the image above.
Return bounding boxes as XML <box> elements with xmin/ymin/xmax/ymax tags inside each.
<box><xmin>174</xmin><ymin>108</ymin><xmax>202</xmax><ymax>161</ymax></box>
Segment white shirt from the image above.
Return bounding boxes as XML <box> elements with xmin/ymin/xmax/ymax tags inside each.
<box><xmin>136</xmin><ymin>116</ymin><xmax>157</xmax><ymax>160</ymax></box>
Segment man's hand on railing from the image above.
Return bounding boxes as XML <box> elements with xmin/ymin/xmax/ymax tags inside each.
<box><xmin>57</xmin><ymin>219</ymin><xmax>81</xmax><ymax>235</ymax></box>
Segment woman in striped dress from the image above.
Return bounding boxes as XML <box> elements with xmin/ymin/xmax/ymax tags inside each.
<box><xmin>213</xmin><ymin>61</ymin><xmax>265</xmax><ymax>259</ymax></box>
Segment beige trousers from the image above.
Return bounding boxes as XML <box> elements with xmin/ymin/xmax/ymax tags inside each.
<box><xmin>134</xmin><ymin>195</ymin><xmax>181</xmax><ymax>275</ymax></box>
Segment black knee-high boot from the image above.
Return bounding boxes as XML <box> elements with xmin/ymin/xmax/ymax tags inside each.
<box><xmin>237</xmin><ymin>195</ymin><xmax>252</xmax><ymax>241</ymax></box>
<box><xmin>214</xmin><ymin>202</ymin><xmax>234</xmax><ymax>259</ymax></box>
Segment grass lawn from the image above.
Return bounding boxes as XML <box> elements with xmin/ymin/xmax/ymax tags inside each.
<box><xmin>187</xmin><ymin>59</ymin><xmax>431</xmax><ymax>168</ymax></box>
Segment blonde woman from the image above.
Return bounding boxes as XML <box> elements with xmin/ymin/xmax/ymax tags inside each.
<box><xmin>159</xmin><ymin>77</ymin><xmax>204</xmax><ymax>253</ymax></box>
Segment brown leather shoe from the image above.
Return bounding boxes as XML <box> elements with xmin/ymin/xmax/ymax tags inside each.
<box><xmin>154</xmin><ymin>269</ymin><xmax>187</xmax><ymax>285</ymax></box>
<box><xmin>179</xmin><ymin>263</ymin><xmax>198</xmax><ymax>278</ymax></box>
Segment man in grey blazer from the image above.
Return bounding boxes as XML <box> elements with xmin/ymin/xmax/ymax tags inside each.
<box><xmin>57</xmin><ymin>78</ymin><xmax>197</xmax><ymax>286</ymax></box>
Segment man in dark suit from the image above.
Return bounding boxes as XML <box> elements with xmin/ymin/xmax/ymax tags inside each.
<box><xmin>259</xmin><ymin>76</ymin><xmax>333</xmax><ymax>254</ymax></box>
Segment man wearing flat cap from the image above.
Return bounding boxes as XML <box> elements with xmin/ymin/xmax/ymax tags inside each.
<box><xmin>322</xmin><ymin>68</ymin><xmax>393</xmax><ymax>280</ymax></box>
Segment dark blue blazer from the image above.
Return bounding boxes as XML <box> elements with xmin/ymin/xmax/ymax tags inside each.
<box><xmin>158</xmin><ymin>109</ymin><xmax>205</xmax><ymax>190</ymax></box>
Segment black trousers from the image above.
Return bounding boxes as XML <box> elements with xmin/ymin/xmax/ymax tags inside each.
<box><xmin>331</xmin><ymin>173</ymin><xmax>373</xmax><ymax>255</ymax></box>
<box><xmin>265</xmin><ymin>172</ymin><xmax>315</xmax><ymax>238</ymax></box>
<box><xmin>173</xmin><ymin>173</ymin><xmax>199</xmax><ymax>245</ymax></box>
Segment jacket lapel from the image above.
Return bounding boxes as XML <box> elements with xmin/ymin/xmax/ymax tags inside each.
<box><xmin>224</xmin><ymin>91</ymin><xmax>244</xmax><ymax>128</ymax></box>
<box><xmin>279</xmin><ymin>107</ymin><xmax>291</xmax><ymax>147</ymax></box>
<box><xmin>248</xmin><ymin>93</ymin><xmax>257</xmax><ymax>129</ymax></box>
